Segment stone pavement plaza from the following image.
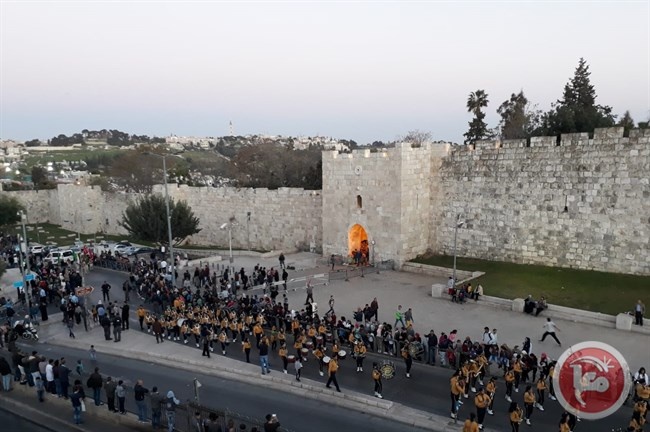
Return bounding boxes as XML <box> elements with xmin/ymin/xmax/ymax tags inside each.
<box><xmin>211</xmin><ymin>252</ymin><xmax>650</xmax><ymax>369</ymax></box>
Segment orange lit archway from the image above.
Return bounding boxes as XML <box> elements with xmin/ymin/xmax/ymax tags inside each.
<box><xmin>348</xmin><ymin>224</ymin><xmax>369</xmax><ymax>259</ymax></box>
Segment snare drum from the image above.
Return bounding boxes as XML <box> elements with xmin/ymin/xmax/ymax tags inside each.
<box><xmin>325</xmin><ymin>333</ymin><xmax>333</xmax><ymax>343</ymax></box>
<box><xmin>315</xmin><ymin>336</ymin><xmax>324</xmax><ymax>346</ymax></box>
<box><xmin>300</xmin><ymin>348</ymin><xmax>309</xmax><ymax>358</ymax></box>
<box><xmin>322</xmin><ymin>356</ymin><xmax>331</xmax><ymax>364</ymax></box>
<box><xmin>338</xmin><ymin>350</ymin><xmax>347</xmax><ymax>361</ymax></box>
<box><xmin>304</xmin><ymin>341</ymin><xmax>314</xmax><ymax>350</ymax></box>
<box><xmin>287</xmin><ymin>355</ymin><xmax>296</xmax><ymax>364</ymax></box>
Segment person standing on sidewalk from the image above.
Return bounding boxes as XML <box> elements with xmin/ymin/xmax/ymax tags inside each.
<box><xmin>149</xmin><ymin>386</ymin><xmax>164</xmax><ymax>429</ymax></box>
<box><xmin>0</xmin><ymin>356</ymin><xmax>12</xmax><ymax>391</ymax></box>
<box><xmin>70</xmin><ymin>381</ymin><xmax>86</xmax><ymax>424</ymax></box>
<box><xmin>635</xmin><ymin>300</ymin><xmax>646</xmax><ymax>326</ymax></box>
<box><xmin>165</xmin><ymin>390</ymin><xmax>180</xmax><ymax>432</ymax></box>
<box><xmin>116</xmin><ymin>380</ymin><xmax>126</xmax><ymax>414</ymax></box>
<box><xmin>67</xmin><ymin>319</ymin><xmax>76</xmax><ymax>339</ymax></box>
<box><xmin>86</xmin><ymin>367</ymin><xmax>103</xmax><ymax>406</ymax></box>
<box><xmin>134</xmin><ymin>379</ymin><xmax>150</xmax><ymax>423</ymax></box>
<box><xmin>370</xmin><ymin>297</ymin><xmax>379</xmax><ymax>322</ymax></box>
<box><xmin>35</xmin><ymin>376</ymin><xmax>45</xmax><ymax>402</ymax></box>
<box><xmin>101</xmin><ymin>281</ymin><xmax>111</xmax><ymax>302</ymax></box>
<box><xmin>153</xmin><ymin>318</ymin><xmax>164</xmax><ymax>344</ymax></box>
<box><xmin>113</xmin><ymin>315</ymin><xmax>122</xmax><ymax>342</ymax></box>
<box><xmin>427</xmin><ymin>330</ymin><xmax>438</xmax><ymax>365</ymax></box>
<box><xmin>59</xmin><ymin>358</ymin><xmax>70</xmax><ymax>399</ymax></box>
<box><xmin>539</xmin><ymin>318</ymin><xmax>561</xmax><ymax>346</ymax></box>
<box><xmin>104</xmin><ymin>376</ymin><xmax>117</xmax><ymax>413</ymax></box>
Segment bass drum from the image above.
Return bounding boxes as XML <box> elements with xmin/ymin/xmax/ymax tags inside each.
<box><xmin>380</xmin><ymin>361</ymin><xmax>396</xmax><ymax>380</ymax></box>
<box><xmin>409</xmin><ymin>341</ymin><xmax>424</xmax><ymax>360</ymax></box>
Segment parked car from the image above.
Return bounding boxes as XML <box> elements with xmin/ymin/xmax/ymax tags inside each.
<box><xmin>29</xmin><ymin>244</ymin><xmax>46</xmax><ymax>255</ymax></box>
<box><xmin>127</xmin><ymin>246</ymin><xmax>154</xmax><ymax>256</ymax></box>
<box><xmin>112</xmin><ymin>241</ymin><xmax>132</xmax><ymax>254</ymax></box>
<box><xmin>44</xmin><ymin>249</ymin><xmax>74</xmax><ymax>263</ymax></box>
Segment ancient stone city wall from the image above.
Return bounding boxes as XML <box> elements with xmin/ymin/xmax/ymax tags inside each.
<box><xmin>4</xmin><ymin>184</ymin><xmax>323</xmax><ymax>254</ymax></box>
<box><xmin>435</xmin><ymin>127</ymin><xmax>650</xmax><ymax>275</ymax></box>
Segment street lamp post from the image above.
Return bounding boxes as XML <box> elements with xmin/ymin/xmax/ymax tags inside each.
<box><xmin>147</xmin><ymin>153</ymin><xmax>176</xmax><ymax>288</ymax></box>
<box><xmin>18</xmin><ymin>211</ymin><xmax>29</xmax><ymax>303</ymax></box>
<box><xmin>452</xmin><ymin>214</ymin><xmax>466</xmax><ymax>287</ymax></box>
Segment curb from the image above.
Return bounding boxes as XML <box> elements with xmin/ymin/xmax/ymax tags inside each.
<box><xmin>44</xmin><ymin>336</ymin><xmax>499</xmax><ymax>432</ymax></box>
<box><xmin>0</xmin><ymin>382</ymin><xmax>150</xmax><ymax>431</ymax></box>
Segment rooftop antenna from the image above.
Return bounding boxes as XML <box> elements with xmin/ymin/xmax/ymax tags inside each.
<box><xmin>229</xmin><ymin>121</ymin><xmax>234</xmax><ymax>136</ymax></box>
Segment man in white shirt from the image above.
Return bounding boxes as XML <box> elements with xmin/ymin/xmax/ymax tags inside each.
<box><xmin>539</xmin><ymin>318</ymin><xmax>561</xmax><ymax>346</ymax></box>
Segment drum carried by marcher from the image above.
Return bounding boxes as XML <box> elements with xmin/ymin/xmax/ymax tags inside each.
<box><xmin>287</xmin><ymin>355</ymin><xmax>296</xmax><ymax>363</ymax></box>
<box><xmin>380</xmin><ymin>361</ymin><xmax>396</xmax><ymax>379</ymax></box>
<box><xmin>338</xmin><ymin>350</ymin><xmax>347</xmax><ymax>361</ymax></box>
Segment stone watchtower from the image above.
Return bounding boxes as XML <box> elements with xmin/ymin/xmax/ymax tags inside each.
<box><xmin>321</xmin><ymin>142</ymin><xmax>449</xmax><ymax>267</ymax></box>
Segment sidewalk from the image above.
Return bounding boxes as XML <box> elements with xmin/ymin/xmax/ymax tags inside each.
<box><xmin>0</xmin><ymin>376</ymin><xmax>147</xmax><ymax>432</ymax></box>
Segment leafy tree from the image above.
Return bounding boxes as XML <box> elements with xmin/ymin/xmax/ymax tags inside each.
<box><xmin>108</xmin><ymin>148</ymin><xmax>181</xmax><ymax>193</ymax></box>
<box><xmin>617</xmin><ymin>110</ymin><xmax>635</xmax><ymax>136</ymax></box>
<box><xmin>120</xmin><ymin>194</ymin><xmax>201</xmax><ymax>245</ymax></box>
<box><xmin>540</xmin><ymin>58</ymin><xmax>615</xmax><ymax>135</ymax></box>
<box><xmin>497</xmin><ymin>91</ymin><xmax>542</xmax><ymax>139</ymax></box>
<box><xmin>463</xmin><ymin>89</ymin><xmax>491</xmax><ymax>144</ymax></box>
<box><xmin>30</xmin><ymin>166</ymin><xmax>56</xmax><ymax>189</ymax></box>
<box><xmin>24</xmin><ymin>139</ymin><xmax>42</xmax><ymax>147</ymax></box>
<box><xmin>0</xmin><ymin>195</ymin><xmax>24</xmax><ymax>227</ymax></box>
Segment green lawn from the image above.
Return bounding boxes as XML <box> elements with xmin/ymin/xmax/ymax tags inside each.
<box><xmin>411</xmin><ymin>255</ymin><xmax>649</xmax><ymax>316</ymax></box>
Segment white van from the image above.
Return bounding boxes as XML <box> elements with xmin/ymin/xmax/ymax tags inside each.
<box><xmin>44</xmin><ymin>249</ymin><xmax>74</xmax><ymax>263</ymax></box>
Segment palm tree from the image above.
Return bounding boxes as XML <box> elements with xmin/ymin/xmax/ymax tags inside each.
<box><xmin>467</xmin><ymin>90</ymin><xmax>489</xmax><ymax>116</ymax></box>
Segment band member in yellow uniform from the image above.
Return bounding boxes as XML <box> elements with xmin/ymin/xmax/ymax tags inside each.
<box><xmin>279</xmin><ymin>343</ymin><xmax>289</xmax><ymax>374</ymax></box>
<box><xmin>308</xmin><ymin>325</ymin><xmax>317</xmax><ymax>346</ymax></box>
<box><xmin>474</xmin><ymin>387</ymin><xmax>490</xmax><ymax>430</ymax></box>
<box><xmin>192</xmin><ymin>323</ymin><xmax>201</xmax><ymax>348</ymax></box>
<box><xmin>180</xmin><ymin>321</ymin><xmax>189</xmax><ymax>344</ymax></box>
<box><xmin>137</xmin><ymin>306</ymin><xmax>146</xmax><ymax>331</ymax></box>
<box><xmin>523</xmin><ymin>385</ymin><xmax>536</xmax><ymax>426</ymax></box>
<box><xmin>548</xmin><ymin>362</ymin><xmax>557</xmax><ymax>400</ymax></box>
<box><xmin>462</xmin><ymin>413</ymin><xmax>479</xmax><ymax>432</ymax></box>
<box><xmin>469</xmin><ymin>360</ymin><xmax>481</xmax><ymax>393</ymax></box>
<box><xmin>313</xmin><ymin>345</ymin><xmax>325</xmax><ymax>376</ymax></box>
<box><xmin>535</xmin><ymin>375</ymin><xmax>547</xmax><ymax>411</ymax></box>
<box><xmin>450</xmin><ymin>371</ymin><xmax>465</xmax><ymax>419</ymax></box>
<box><xmin>371</xmin><ymin>362</ymin><xmax>383</xmax><ymax>399</ymax></box>
<box><xmin>145</xmin><ymin>313</ymin><xmax>154</xmax><ymax>333</ymax></box>
<box><xmin>401</xmin><ymin>343</ymin><xmax>413</xmax><ymax>378</ymax></box>
<box><xmin>513</xmin><ymin>357</ymin><xmax>523</xmax><ymax>392</ymax></box>
<box><xmin>326</xmin><ymin>356</ymin><xmax>341</xmax><ymax>392</ymax></box>
<box><xmin>508</xmin><ymin>402</ymin><xmax>523</xmax><ymax>432</ymax></box>
<box><xmin>332</xmin><ymin>341</ymin><xmax>340</xmax><ymax>358</ymax></box>
<box><xmin>485</xmin><ymin>377</ymin><xmax>497</xmax><ymax>415</ymax></box>
<box><xmin>242</xmin><ymin>337</ymin><xmax>252</xmax><ymax>363</ymax></box>
<box><xmin>461</xmin><ymin>361</ymin><xmax>471</xmax><ymax>398</ymax></box>
<box><xmin>294</xmin><ymin>335</ymin><xmax>303</xmax><ymax>359</ymax></box>
<box><xmin>559</xmin><ymin>413</ymin><xmax>571</xmax><ymax>432</ymax></box>
<box><xmin>253</xmin><ymin>322</ymin><xmax>263</xmax><ymax>347</ymax></box>
<box><xmin>504</xmin><ymin>366</ymin><xmax>515</xmax><ymax>402</ymax></box>
<box><xmin>218</xmin><ymin>330</ymin><xmax>228</xmax><ymax>355</ymax></box>
<box><xmin>354</xmin><ymin>341</ymin><xmax>367</xmax><ymax>373</ymax></box>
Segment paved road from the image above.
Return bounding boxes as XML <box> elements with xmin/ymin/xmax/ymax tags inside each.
<box><xmin>8</xmin><ymin>341</ymin><xmax>423</xmax><ymax>432</ymax></box>
<box><xmin>0</xmin><ymin>408</ymin><xmax>54</xmax><ymax>432</ymax></box>
<box><xmin>52</xmin><ymin>266</ymin><xmax>636</xmax><ymax>432</ymax></box>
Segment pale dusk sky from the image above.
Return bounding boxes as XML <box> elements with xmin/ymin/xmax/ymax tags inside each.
<box><xmin>1</xmin><ymin>0</ymin><xmax>648</xmax><ymax>144</ymax></box>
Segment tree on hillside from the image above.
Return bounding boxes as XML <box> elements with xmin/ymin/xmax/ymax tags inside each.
<box><xmin>496</xmin><ymin>91</ymin><xmax>542</xmax><ymax>140</ymax></box>
<box><xmin>109</xmin><ymin>149</ymin><xmax>182</xmax><ymax>193</ymax></box>
<box><xmin>30</xmin><ymin>166</ymin><xmax>55</xmax><ymax>190</ymax></box>
<box><xmin>540</xmin><ymin>58</ymin><xmax>615</xmax><ymax>135</ymax></box>
<box><xmin>0</xmin><ymin>195</ymin><xmax>24</xmax><ymax>227</ymax></box>
<box><xmin>120</xmin><ymin>194</ymin><xmax>200</xmax><ymax>245</ymax></box>
<box><xmin>617</xmin><ymin>110</ymin><xmax>635</xmax><ymax>136</ymax></box>
<box><xmin>24</xmin><ymin>139</ymin><xmax>42</xmax><ymax>147</ymax></box>
<box><xmin>463</xmin><ymin>89</ymin><xmax>491</xmax><ymax>145</ymax></box>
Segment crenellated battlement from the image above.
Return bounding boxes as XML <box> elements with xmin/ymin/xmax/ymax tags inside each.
<box><xmin>447</xmin><ymin>127</ymin><xmax>649</xmax><ymax>155</ymax></box>
<box><xmin>325</xmin><ymin>141</ymin><xmax>452</xmax><ymax>160</ymax></box>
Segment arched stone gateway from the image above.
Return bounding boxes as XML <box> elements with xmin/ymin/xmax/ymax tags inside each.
<box><xmin>348</xmin><ymin>224</ymin><xmax>369</xmax><ymax>262</ymax></box>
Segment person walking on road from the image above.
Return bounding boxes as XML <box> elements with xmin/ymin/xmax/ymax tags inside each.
<box><xmin>305</xmin><ymin>283</ymin><xmax>314</xmax><ymax>305</ymax></box>
<box><xmin>474</xmin><ymin>387</ymin><xmax>489</xmax><ymax>430</ymax></box>
<box><xmin>370</xmin><ymin>297</ymin><xmax>379</xmax><ymax>322</ymax></box>
<box><xmin>394</xmin><ymin>305</ymin><xmax>405</xmax><ymax>328</ymax></box>
<box><xmin>134</xmin><ymin>379</ymin><xmax>150</xmax><ymax>423</ymax></box>
<box><xmin>372</xmin><ymin>362</ymin><xmax>383</xmax><ymax>399</ymax></box>
<box><xmin>463</xmin><ymin>413</ymin><xmax>479</xmax><ymax>432</ymax></box>
<box><xmin>539</xmin><ymin>318</ymin><xmax>561</xmax><ymax>346</ymax></box>
<box><xmin>327</xmin><ymin>295</ymin><xmax>335</xmax><ymax>315</ymax></box>
<box><xmin>153</xmin><ymin>318</ymin><xmax>164</xmax><ymax>344</ymax></box>
<box><xmin>326</xmin><ymin>356</ymin><xmax>341</xmax><ymax>392</ymax></box>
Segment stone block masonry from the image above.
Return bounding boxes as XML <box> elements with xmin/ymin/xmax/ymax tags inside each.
<box><xmin>435</xmin><ymin>127</ymin><xmax>650</xmax><ymax>275</ymax></box>
<box><xmin>5</xmin><ymin>184</ymin><xmax>322</xmax><ymax>254</ymax></box>
<box><xmin>4</xmin><ymin>127</ymin><xmax>648</xmax><ymax>275</ymax></box>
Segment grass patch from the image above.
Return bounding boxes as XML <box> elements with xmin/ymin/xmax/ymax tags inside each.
<box><xmin>412</xmin><ymin>255</ymin><xmax>649</xmax><ymax>316</ymax></box>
